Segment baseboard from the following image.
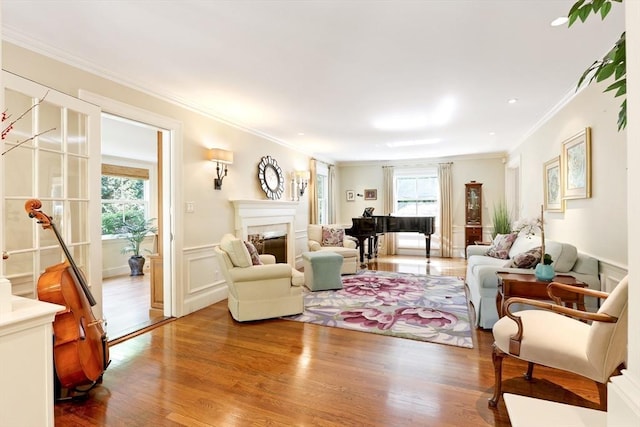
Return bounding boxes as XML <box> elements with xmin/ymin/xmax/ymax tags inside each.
<box><xmin>182</xmin><ymin>282</ymin><xmax>227</xmax><ymax>314</ymax></box>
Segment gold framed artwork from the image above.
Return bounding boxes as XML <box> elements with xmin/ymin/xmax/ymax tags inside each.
<box><xmin>561</xmin><ymin>127</ymin><xmax>592</xmax><ymax>200</ymax></box>
<box><xmin>364</xmin><ymin>189</ymin><xmax>377</xmax><ymax>200</ymax></box>
<box><xmin>543</xmin><ymin>156</ymin><xmax>563</xmax><ymax>212</ymax></box>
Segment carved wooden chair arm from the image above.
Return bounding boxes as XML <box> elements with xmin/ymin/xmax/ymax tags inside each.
<box><xmin>546</xmin><ymin>282</ymin><xmax>610</xmax><ymax>305</ymax></box>
<box><xmin>503</xmin><ymin>297</ymin><xmax>618</xmax><ymax>356</ymax></box>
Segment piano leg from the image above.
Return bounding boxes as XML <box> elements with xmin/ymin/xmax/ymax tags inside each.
<box><xmin>366</xmin><ymin>237</ymin><xmax>374</xmax><ymax>261</ymax></box>
<box><xmin>356</xmin><ymin>237</ymin><xmax>368</xmax><ymax>266</ymax></box>
<box><xmin>373</xmin><ymin>236</ymin><xmax>379</xmax><ymax>258</ymax></box>
<box><xmin>424</xmin><ymin>235</ymin><xmax>432</xmax><ymax>263</ymax></box>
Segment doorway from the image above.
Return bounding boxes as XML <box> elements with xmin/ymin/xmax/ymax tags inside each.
<box><xmin>100</xmin><ymin>114</ymin><xmax>168</xmax><ymax>340</ymax></box>
<box><xmin>80</xmin><ymin>89</ymin><xmax>181</xmax><ymax>338</ymax></box>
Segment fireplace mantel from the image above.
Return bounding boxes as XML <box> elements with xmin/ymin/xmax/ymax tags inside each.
<box><xmin>230</xmin><ymin>199</ymin><xmax>298</xmax><ymax>265</ymax></box>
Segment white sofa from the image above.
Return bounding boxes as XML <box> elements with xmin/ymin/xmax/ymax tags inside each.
<box><xmin>466</xmin><ymin>233</ymin><xmax>600</xmax><ymax>329</ymax></box>
<box><xmin>215</xmin><ymin>234</ymin><xmax>304</xmax><ymax>322</ymax></box>
<box><xmin>307</xmin><ymin>224</ymin><xmax>358</xmax><ymax>274</ymax></box>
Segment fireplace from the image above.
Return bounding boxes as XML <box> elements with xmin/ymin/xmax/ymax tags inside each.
<box><xmin>231</xmin><ymin>200</ymin><xmax>298</xmax><ymax>265</ymax></box>
<box><xmin>247</xmin><ymin>231</ymin><xmax>287</xmax><ymax>264</ymax></box>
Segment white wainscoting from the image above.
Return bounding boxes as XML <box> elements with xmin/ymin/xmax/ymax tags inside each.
<box><xmin>597</xmin><ymin>258</ymin><xmax>628</xmax><ymax>293</ymax></box>
<box><xmin>181</xmin><ymin>245</ymin><xmax>228</xmax><ymax>314</ymax></box>
<box><xmin>293</xmin><ymin>228</ymin><xmax>307</xmax><ymax>270</ymax></box>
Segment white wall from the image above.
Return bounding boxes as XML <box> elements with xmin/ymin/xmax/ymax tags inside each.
<box><xmin>337</xmin><ymin>156</ymin><xmax>505</xmax><ymax>256</ymax></box>
<box><xmin>2</xmin><ymin>41</ymin><xmax>312</xmax><ymax>316</ymax></box>
<box><xmin>508</xmin><ymin>81</ymin><xmax>627</xmax><ymax>269</ymax></box>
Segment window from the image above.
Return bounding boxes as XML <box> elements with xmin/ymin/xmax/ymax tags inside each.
<box><xmin>101</xmin><ymin>164</ymin><xmax>150</xmax><ymax>235</ymax></box>
<box><xmin>315</xmin><ymin>161</ymin><xmax>329</xmax><ymax>224</ymax></box>
<box><xmin>396</xmin><ymin>175</ymin><xmax>439</xmax><ymax>217</ymax></box>
<box><xmin>316</xmin><ymin>173</ymin><xmax>328</xmax><ymax>224</ymax></box>
<box><xmin>394</xmin><ymin>169</ymin><xmax>440</xmax><ymax>252</ymax></box>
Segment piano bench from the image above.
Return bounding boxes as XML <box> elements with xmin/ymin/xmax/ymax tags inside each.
<box><xmin>302</xmin><ymin>252</ymin><xmax>344</xmax><ymax>291</ymax></box>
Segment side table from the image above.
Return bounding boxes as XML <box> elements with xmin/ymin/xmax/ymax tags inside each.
<box><xmin>496</xmin><ymin>272</ymin><xmax>586</xmax><ymax>318</ymax></box>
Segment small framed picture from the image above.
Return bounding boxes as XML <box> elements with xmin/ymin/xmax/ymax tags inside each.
<box><xmin>364</xmin><ymin>189</ymin><xmax>377</xmax><ymax>200</ymax></box>
<box><xmin>543</xmin><ymin>156</ymin><xmax>564</xmax><ymax>212</ymax></box>
<box><xmin>562</xmin><ymin>127</ymin><xmax>592</xmax><ymax>200</ymax></box>
<box><xmin>346</xmin><ymin>190</ymin><xmax>355</xmax><ymax>202</ymax></box>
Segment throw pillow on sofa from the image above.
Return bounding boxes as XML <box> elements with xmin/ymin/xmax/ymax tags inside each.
<box><xmin>220</xmin><ymin>234</ymin><xmax>252</xmax><ymax>268</ymax></box>
<box><xmin>486</xmin><ymin>233</ymin><xmax>517</xmax><ymax>259</ymax></box>
<box><xmin>511</xmin><ymin>247</ymin><xmax>542</xmax><ymax>269</ymax></box>
<box><xmin>321</xmin><ymin>227</ymin><xmax>344</xmax><ymax>247</ymax></box>
<box><xmin>244</xmin><ymin>241</ymin><xmax>263</xmax><ymax>265</ymax></box>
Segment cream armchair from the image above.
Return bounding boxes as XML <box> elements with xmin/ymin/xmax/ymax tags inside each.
<box><xmin>215</xmin><ymin>234</ymin><xmax>303</xmax><ymax>322</ymax></box>
<box><xmin>489</xmin><ymin>276</ymin><xmax>629</xmax><ymax>409</ymax></box>
<box><xmin>307</xmin><ymin>224</ymin><xmax>358</xmax><ymax>274</ymax></box>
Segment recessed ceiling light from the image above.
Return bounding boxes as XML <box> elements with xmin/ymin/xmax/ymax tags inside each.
<box><xmin>508</xmin><ymin>98</ymin><xmax>518</xmax><ymax>104</ymax></box>
<box><xmin>297</xmin><ymin>132</ymin><xmax>305</xmax><ymax>136</ymax></box>
<box><xmin>372</xmin><ymin>97</ymin><xmax>456</xmax><ymax>131</ymax></box>
<box><xmin>551</xmin><ymin>16</ymin><xmax>569</xmax><ymax>27</ymax></box>
<box><xmin>489</xmin><ymin>131</ymin><xmax>496</xmax><ymax>136</ymax></box>
<box><xmin>386</xmin><ymin>138</ymin><xmax>442</xmax><ymax>148</ymax></box>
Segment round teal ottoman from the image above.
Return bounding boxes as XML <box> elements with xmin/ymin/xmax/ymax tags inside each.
<box><xmin>302</xmin><ymin>251</ymin><xmax>344</xmax><ymax>291</ymax></box>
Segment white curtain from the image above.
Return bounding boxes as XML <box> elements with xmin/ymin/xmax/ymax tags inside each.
<box><xmin>382</xmin><ymin>165</ymin><xmax>396</xmax><ymax>255</ymax></box>
<box><xmin>438</xmin><ymin>162</ymin><xmax>453</xmax><ymax>258</ymax></box>
<box><xmin>309</xmin><ymin>159</ymin><xmax>318</xmax><ymax>224</ymax></box>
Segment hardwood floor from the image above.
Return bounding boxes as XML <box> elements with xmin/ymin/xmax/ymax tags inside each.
<box><xmin>56</xmin><ymin>256</ymin><xmax>602</xmax><ymax>426</ymax></box>
<box><xmin>102</xmin><ymin>274</ymin><xmax>169</xmax><ymax>342</ymax></box>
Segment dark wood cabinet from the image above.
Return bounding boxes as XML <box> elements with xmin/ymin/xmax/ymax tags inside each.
<box><xmin>465</xmin><ymin>182</ymin><xmax>483</xmax><ymax>250</ymax></box>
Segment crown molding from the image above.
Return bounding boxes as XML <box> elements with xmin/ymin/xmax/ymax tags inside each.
<box><xmin>2</xmin><ymin>28</ymin><xmax>315</xmax><ymax>158</ymax></box>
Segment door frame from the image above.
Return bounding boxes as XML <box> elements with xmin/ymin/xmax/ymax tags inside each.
<box><xmin>80</xmin><ymin>90</ymin><xmax>183</xmax><ymax>318</ymax></box>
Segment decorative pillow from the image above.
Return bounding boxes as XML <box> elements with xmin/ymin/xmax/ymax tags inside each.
<box><xmin>220</xmin><ymin>234</ymin><xmax>252</xmax><ymax>268</ymax></box>
<box><xmin>486</xmin><ymin>233</ymin><xmax>517</xmax><ymax>260</ymax></box>
<box><xmin>321</xmin><ymin>227</ymin><xmax>344</xmax><ymax>247</ymax></box>
<box><xmin>244</xmin><ymin>241</ymin><xmax>263</xmax><ymax>265</ymax></box>
<box><xmin>511</xmin><ymin>246</ymin><xmax>542</xmax><ymax>269</ymax></box>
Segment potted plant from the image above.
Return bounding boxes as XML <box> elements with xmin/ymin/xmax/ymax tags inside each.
<box><xmin>490</xmin><ymin>200</ymin><xmax>512</xmax><ymax>240</ymax></box>
<box><xmin>119</xmin><ymin>217</ymin><xmax>157</xmax><ymax>276</ymax></box>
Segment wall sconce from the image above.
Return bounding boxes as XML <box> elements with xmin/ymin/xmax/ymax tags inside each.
<box><xmin>207</xmin><ymin>148</ymin><xmax>234</xmax><ymax>190</ymax></box>
<box><xmin>294</xmin><ymin>170</ymin><xmax>310</xmax><ymax>197</ymax></box>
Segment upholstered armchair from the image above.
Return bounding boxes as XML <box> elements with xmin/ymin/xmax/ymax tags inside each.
<box><xmin>488</xmin><ymin>276</ymin><xmax>628</xmax><ymax>409</ymax></box>
<box><xmin>215</xmin><ymin>234</ymin><xmax>304</xmax><ymax>322</ymax></box>
<box><xmin>307</xmin><ymin>224</ymin><xmax>358</xmax><ymax>274</ymax></box>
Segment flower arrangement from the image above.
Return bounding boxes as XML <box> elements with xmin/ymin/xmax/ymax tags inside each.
<box><xmin>512</xmin><ymin>205</ymin><xmax>552</xmax><ymax>265</ymax></box>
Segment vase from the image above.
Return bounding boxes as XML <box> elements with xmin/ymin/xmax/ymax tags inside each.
<box><xmin>129</xmin><ymin>255</ymin><xmax>146</xmax><ymax>276</ymax></box>
<box><xmin>534</xmin><ymin>263</ymin><xmax>555</xmax><ymax>281</ymax></box>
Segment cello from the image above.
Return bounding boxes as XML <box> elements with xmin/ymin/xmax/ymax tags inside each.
<box><xmin>25</xmin><ymin>199</ymin><xmax>110</xmax><ymax>393</ymax></box>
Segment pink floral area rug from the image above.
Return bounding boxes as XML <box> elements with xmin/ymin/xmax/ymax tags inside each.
<box><xmin>284</xmin><ymin>270</ymin><xmax>473</xmax><ymax>348</ymax></box>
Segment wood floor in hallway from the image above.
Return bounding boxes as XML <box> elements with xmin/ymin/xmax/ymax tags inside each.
<box><xmin>55</xmin><ymin>256</ymin><xmax>602</xmax><ymax>426</ymax></box>
<box><xmin>102</xmin><ymin>274</ymin><xmax>169</xmax><ymax>342</ymax></box>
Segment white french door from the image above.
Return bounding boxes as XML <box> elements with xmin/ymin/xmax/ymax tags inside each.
<box><xmin>1</xmin><ymin>72</ymin><xmax>102</xmax><ymax>315</ymax></box>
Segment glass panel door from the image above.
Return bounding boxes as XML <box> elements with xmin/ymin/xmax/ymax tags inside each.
<box><xmin>1</xmin><ymin>72</ymin><xmax>102</xmax><ymax>315</ymax></box>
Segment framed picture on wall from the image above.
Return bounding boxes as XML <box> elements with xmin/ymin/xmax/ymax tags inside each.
<box><xmin>346</xmin><ymin>190</ymin><xmax>355</xmax><ymax>201</ymax></box>
<box><xmin>543</xmin><ymin>156</ymin><xmax>564</xmax><ymax>212</ymax></box>
<box><xmin>364</xmin><ymin>189</ymin><xmax>377</xmax><ymax>200</ymax></box>
<box><xmin>562</xmin><ymin>127</ymin><xmax>592</xmax><ymax>200</ymax></box>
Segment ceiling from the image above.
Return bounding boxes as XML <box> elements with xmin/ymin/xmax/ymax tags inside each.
<box><xmin>1</xmin><ymin>1</ymin><xmax>626</xmax><ymax>163</ymax></box>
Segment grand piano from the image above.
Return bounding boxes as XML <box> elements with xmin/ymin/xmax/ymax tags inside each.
<box><xmin>345</xmin><ymin>215</ymin><xmax>436</xmax><ymax>264</ymax></box>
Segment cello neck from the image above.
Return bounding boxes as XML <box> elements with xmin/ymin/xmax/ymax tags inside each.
<box><xmin>48</xmin><ymin>220</ymin><xmax>97</xmax><ymax>307</ymax></box>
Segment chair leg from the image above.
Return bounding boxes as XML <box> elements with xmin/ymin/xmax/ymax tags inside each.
<box><xmin>488</xmin><ymin>343</ymin><xmax>505</xmax><ymax>407</ymax></box>
<box><xmin>524</xmin><ymin>362</ymin><xmax>534</xmax><ymax>380</ymax></box>
<box><xmin>596</xmin><ymin>382</ymin><xmax>607</xmax><ymax>410</ymax></box>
